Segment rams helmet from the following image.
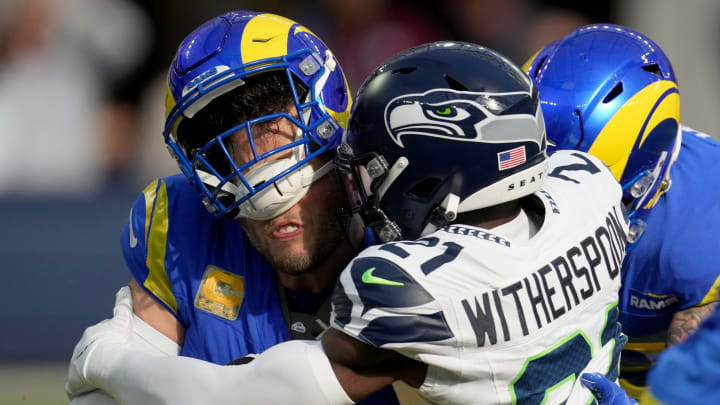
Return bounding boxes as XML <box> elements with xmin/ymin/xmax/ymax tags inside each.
<box><xmin>164</xmin><ymin>11</ymin><xmax>352</xmax><ymax>220</ymax></box>
<box><xmin>524</xmin><ymin>24</ymin><xmax>681</xmax><ymax>245</ymax></box>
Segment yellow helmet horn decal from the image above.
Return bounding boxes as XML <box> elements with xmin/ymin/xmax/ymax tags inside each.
<box><xmin>240</xmin><ymin>14</ymin><xmax>295</xmax><ymax>65</ymax></box>
<box><xmin>588</xmin><ymin>80</ymin><xmax>680</xmax><ymax>182</ymax></box>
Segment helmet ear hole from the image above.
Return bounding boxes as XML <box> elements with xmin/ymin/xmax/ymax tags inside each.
<box><xmin>642</xmin><ymin>64</ymin><xmax>663</xmax><ymax>77</ymax></box>
<box><xmin>531</xmin><ymin>56</ymin><xmax>548</xmax><ymax>79</ymax></box>
<box><xmin>392</xmin><ymin>67</ymin><xmax>416</xmax><ymax>75</ymax></box>
<box><xmin>444</xmin><ymin>75</ymin><xmax>469</xmax><ymax>91</ymax></box>
<box><xmin>406</xmin><ymin>177</ymin><xmax>443</xmax><ymax>199</ymax></box>
<box><xmin>603</xmin><ymin>82</ymin><xmax>624</xmax><ymax>103</ymax></box>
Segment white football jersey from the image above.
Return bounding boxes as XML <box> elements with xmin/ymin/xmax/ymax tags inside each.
<box><xmin>331</xmin><ymin>150</ymin><xmax>628</xmax><ymax>405</ymax></box>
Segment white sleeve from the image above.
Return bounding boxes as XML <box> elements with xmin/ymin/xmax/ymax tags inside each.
<box><xmin>128</xmin><ymin>310</ymin><xmax>181</xmax><ymax>356</ymax></box>
<box><xmin>66</xmin><ymin>286</ymin><xmax>180</xmax><ymax>402</ymax></box>
<box><xmin>88</xmin><ymin>339</ymin><xmax>354</xmax><ymax>405</ymax></box>
<box><xmin>70</xmin><ymin>390</ymin><xmax>119</xmax><ymax>405</ymax></box>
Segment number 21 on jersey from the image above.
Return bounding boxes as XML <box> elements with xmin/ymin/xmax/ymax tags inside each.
<box><xmin>509</xmin><ymin>303</ymin><xmax>625</xmax><ymax>405</ymax></box>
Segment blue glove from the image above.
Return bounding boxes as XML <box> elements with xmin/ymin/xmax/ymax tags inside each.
<box><xmin>581</xmin><ymin>373</ymin><xmax>637</xmax><ymax>405</ymax></box>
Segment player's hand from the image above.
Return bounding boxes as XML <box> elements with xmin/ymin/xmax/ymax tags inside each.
<box><xmin>581</xmin><ymin>373</ymin><xmax>637</xmax><ymax>405</ymax></box>
<box><xmin>66</xmin><ymin>286</ymin><xmax>134</xmax><ymax>399</ymax></box>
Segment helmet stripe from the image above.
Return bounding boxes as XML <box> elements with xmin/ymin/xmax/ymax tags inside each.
<box><xmin>589</xmin><ymin>80</ymin><xmax>680</xmax><ymax>181</ymax></box>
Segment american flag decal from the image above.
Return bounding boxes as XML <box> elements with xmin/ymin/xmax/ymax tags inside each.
<box><xmin>497</xmin><ymin>146</ymin><xmax>526</xmax><ymax>170</ymax></box>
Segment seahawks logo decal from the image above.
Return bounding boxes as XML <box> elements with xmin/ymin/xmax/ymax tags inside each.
<box><xmin>384</xmin><ymin>88</ymin><xmax>541</xmax><ymax>148</ymax></box>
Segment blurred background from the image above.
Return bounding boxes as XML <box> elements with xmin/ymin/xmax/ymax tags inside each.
<box><xmin>0</xmin><ymin>0</ymin><xmax>717</xmax><ymax>403</ymax></box>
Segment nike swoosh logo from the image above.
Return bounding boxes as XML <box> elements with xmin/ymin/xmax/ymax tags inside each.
<box><xmin>128</xmin><ymin>208</ymin><xmax>138</xmax><ymax>248</ymax></box>
<box><xmin>361</xmin><ymin>267</ymin><xmax>404</xmax><ymax>286</ymax></box>
<box><xmin>252</xmin><ymin>36</ymin><xmax>277</xmax><ymax>43</ymax></box>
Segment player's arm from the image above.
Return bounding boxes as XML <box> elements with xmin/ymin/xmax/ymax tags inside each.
<box><xmin>322</xmin><ymin>328</ymin><xmax>427</xmax><ymax>402</ymax></box>
<box><xmin>128</xmin><ymin>278</ymin><xmax>185</xmax><ymax>344</ymax></box>
<box><xmin>66</xmin><ymin>286</ymin><xmax>181</xmax><ymax>400</ymax></box>
<box><xmin>70</xmin><ymin>286</ymin><xmax>348</xmax><ymax>404</ymax></box>
<box><xmin>665</xmin><ymin>302</ymin><xmax>717</xmax><ymax>346</ymax></box>
<box><xmin>78</xmin><ymin>332</ymin><xmax>423</xmax><ymax>405</ymax></box>
<box><xmin>79</xmin><ymin>338</ymin><xmax>353</xmax><ymax>404</ymax></box>
<box><xmin>71</xmin><ymin>289</ymin><xmax>422</xmax><ymax>404</ymax></box>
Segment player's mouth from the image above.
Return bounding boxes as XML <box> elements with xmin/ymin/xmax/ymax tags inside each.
<box><xmin>271</xmin><ymin>221</ymin><xmax>303</xmax><ymax>241</ymax></box>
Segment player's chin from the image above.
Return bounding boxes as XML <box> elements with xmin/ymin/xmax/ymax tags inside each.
<box><xmin>270</xmin><ymin>250</ymin><xmax>314</xmax><ymax>275</ymax></box>
<box><xmin>267</xmin><ymin>237</ymin><xmax>311</xmax><ymax>259</ymax></box>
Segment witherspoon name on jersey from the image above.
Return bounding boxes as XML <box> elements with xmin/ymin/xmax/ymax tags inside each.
<box><xmin>460</xmin><ymin>207</ymin><xmax>626</xmax><ymax>347</ymax></box>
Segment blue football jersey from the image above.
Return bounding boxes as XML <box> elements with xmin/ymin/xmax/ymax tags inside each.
<box><xmin>619</xmin><ymin>127</ymin><xmax>720</xmax><ymax>395</ymax></box>
<box><xmin>121</xmin><ymin>174</ymin><xmax>290</xmax><ymax>364</ymax></box>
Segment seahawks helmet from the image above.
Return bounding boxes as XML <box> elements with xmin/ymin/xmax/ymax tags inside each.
<box><xmin>524</xmin><ymin>24</ymin><xmax>681</xmax><ymax>246</ymax></box>
<box><xmin>337</xmin><ymin>41</ymin><xmax>548</xmax><ymax>242</ymax></box>
<box><xmin>164</xmin><ymin>11</ymin><xmax>352</xmax><ymax>220</ymax></box>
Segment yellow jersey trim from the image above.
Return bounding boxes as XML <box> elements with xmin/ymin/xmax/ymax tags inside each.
<box><xmin>639</xmin><ymin>389</ymin><xmax>665</xmax><ymax>405</ymax></box>
<box><xmin>620</xmin><ymin>377</ymin><xmax>647</xmax><ymax>399</ymax></box>
<box><xmin>699</xmin><ymin>276</ymin><xmax>720</xmax><ymax>306</ymax></box>
<box><xmin>623</xmin><ymin>341</ymin><xmax>666</xmax><ymax>354</ymax></box>
<box><xmin>143</xmin><ymin>180</ymin><xmax>178</xmax><ymax>314</ymax></box>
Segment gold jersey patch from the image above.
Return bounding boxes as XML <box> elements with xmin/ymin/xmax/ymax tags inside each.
<box><xmin>194</xmin><ymin>266</ymin><xmax>244</xmax><ymax>321</ymax></box>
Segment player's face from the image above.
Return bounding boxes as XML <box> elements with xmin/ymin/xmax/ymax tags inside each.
<box><xmin>232</xmin><ymin>107</ymin><xmax>347</xmax><ymax>276</ymax></box>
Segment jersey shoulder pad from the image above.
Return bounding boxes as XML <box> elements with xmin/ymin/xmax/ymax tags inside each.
<box><xmin>546</xmin><ymin>150</ymin><xmax>621</xmax><ymax>195</ymax></box>
<box><xmin>121</xmin><ymin>175</ymin><xmax>196</xmax><ymax>316</ymax></box>
<box><xmin>331</xmin><ymin>252</ymin><xmax>453</xmax><ymax>347</ymax></box>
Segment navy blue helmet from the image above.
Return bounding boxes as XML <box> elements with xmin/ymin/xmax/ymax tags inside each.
<box><xmin>337</xmin><ymin>41</ymin><xmax>548</xmax><ymax>242</ymax></box>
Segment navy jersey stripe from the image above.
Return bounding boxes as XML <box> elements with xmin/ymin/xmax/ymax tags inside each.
<box><xmin>360</xmin><ymin>311</ymin><xmax>453</xmax><ymax>346</ymax></box>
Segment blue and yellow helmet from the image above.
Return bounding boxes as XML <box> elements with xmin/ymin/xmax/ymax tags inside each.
<box><xmin>164</xmin><ymin>11</ymin><xmax>352</xmax><ymax>219</ymax></box>
<box><xmin>524</xmin><ymin>24</ymin><xmax>681</xmax><ymax>246</ymax></box>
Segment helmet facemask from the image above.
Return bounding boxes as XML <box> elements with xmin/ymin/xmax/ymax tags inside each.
<box><xmin>335</xmin><ymin>144</ymin><xmax>404</xmax><ymax>244</ymax></box>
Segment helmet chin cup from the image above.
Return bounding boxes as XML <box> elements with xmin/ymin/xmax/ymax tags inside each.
<box><xmin>235</xmin><ymin>160</ymin><xmax>312</xmax><ymax>220</ymax></box>
<box><xmin>232</xmin><ymin>152</ymin><xmax>334</xmax><ymax>221</ymax></box>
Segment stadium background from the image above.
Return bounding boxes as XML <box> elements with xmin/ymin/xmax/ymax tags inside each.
<box><xmin>0</xmin><ymin>0</ymin><xmax>717</xmax><ymax>403</ymax></box>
